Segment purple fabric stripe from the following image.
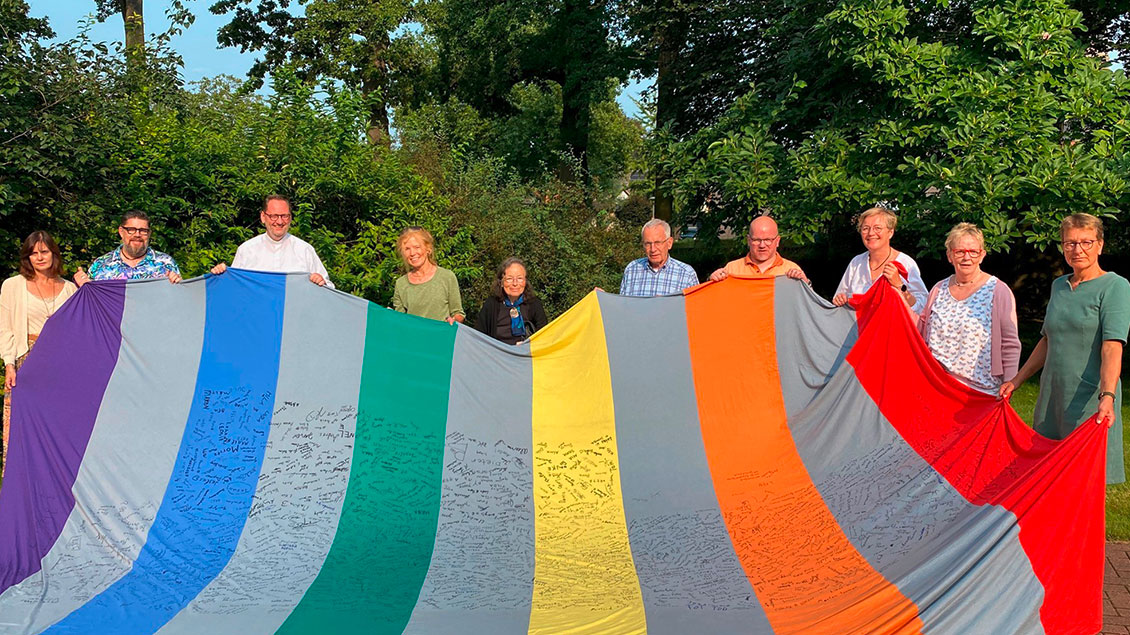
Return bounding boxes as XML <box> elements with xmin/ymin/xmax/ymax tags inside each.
<box><xmin>0</xmin><ymin>280</ymin><xmax>126</xmax><ymax>593</ymax></box>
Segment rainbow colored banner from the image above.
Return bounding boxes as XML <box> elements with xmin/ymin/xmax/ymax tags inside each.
<box><xmin>0</xmin><ymin>270</ymin><xmax>1107</xmax><ymax>634</ymax></box>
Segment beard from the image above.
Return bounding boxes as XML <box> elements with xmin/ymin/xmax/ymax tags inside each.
<box><xmin>122</xmin><ymin>241</ymin><xmax>148</xmax><ymax>260</ymax></box>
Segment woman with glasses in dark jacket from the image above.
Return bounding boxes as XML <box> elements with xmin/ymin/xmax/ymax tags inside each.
<box><xmin>475</xmin><ymin>258</ymin><xmax>548</xmax><ymax>345</ymax></box>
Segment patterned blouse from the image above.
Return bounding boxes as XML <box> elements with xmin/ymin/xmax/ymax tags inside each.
<box><xmin>925</xmin><ymin>277</ymin><xmax>999</xmax><ymax>393</ymax></box>
<box><xmin>88</xmin><ymin>247</ymin><xmax>180</xmax><ymax>281</ymax></box>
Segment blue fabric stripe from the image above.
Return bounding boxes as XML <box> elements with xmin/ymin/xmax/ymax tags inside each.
<box><xmin>47</xmin><ymin>271</ymin><xmax>286</xmax><ymax>634</ymax></box>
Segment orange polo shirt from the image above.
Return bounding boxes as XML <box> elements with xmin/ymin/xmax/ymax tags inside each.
<box><xmin>723</xmin><ymin>253</ymin><xmax>803</xmax><ymax>277</ymax></box>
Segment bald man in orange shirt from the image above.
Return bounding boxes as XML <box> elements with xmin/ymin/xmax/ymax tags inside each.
<box><xmin>710</xmin><ymin>216</ymin><xmax>809</xmax><ymax>282</ymax></box>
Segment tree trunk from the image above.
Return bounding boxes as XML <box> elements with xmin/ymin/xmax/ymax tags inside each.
<box><xmin>122</xmin><ymin>0</ymin><xmax>144</xmax><ymax>70</ymax></box>
<box><xmin>558</xmin><ymin>91</ymin><xmax>590</xmax><ymax>184</ymax></box>
<box><xmin>652</xmin><ymin>1</ymin><xmax>683</xmax><ymax>223</ymax></box>
<box><xmin>362</xmin><ymin>30</ymin><xmax>392</xmax><ymax>148</ymax></box>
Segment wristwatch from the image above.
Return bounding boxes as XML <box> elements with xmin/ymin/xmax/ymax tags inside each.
<box><xmin>1099</xmin><ymin>390</ymin><xmax>1117</xmax><ymax>403</ymax></box>
<box><xmin>900</xmin><ymin>283</ymin><xmax>908</xmax><ymax>292</ymax></box>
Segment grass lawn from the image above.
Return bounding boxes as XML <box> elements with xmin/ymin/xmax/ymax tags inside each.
<box><xmin>1010</xmin><ymin>380</ymin><xmax>1130</xmax><ymax>540</ymax></box>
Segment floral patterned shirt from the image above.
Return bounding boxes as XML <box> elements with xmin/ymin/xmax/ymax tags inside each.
<box><xmin>925</xmin><ymin>277</ymin><xmax>998</xmax><ymax>393</ymax></box>
<box><xmin>88</xmin><ymin>247</ymin><xmax>180</xmax><ymax>281</ymax></box>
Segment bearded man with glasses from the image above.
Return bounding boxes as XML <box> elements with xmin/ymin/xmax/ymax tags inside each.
<box><xmin>210</xmin><ymin>195</ymin><xmax>333</xmax><ymax>287</ymax></box>
<box><xmin>75</xmin><ymin>211</ymin><xmax>181</xmax><ymax>286</ymax></box>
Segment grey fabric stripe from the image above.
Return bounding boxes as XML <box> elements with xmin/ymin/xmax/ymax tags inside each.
<box><xmin>597</xmin><ymin>292</ymin><xmax>773</xmax><ymax>634</ymax></box>
<box><xmin>783</xmin><ymin>366</ymin><xmax>1045</xmax><ymax>634</ymax></box>
<box><xmin>0</xmin><ymin>278</ymin><xmax>206</xmax><ymax>634</ymax></box>
<box><xmin>401</xmin><ymin>328</ymin><xmax>535</xmax><ymax>634</ymax></box>
<box><xmin>771</xmin><ymin>278</ymin><xmax>858</xmax><ymax>418</ymax></box>
<box><xmin>158</xmin><ymin>275</ymin><xmax>367</xmax><ymax>634</ymax></box>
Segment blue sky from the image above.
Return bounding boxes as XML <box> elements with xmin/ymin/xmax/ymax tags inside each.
<box><xmin>25</xmin><ymin>1</ymin><xmax>651</xmax><ymax>118</ymax></box>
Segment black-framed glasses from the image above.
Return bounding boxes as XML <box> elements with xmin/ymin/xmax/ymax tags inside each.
<box><xmin>1062</xmin><ymin>239</ymin><xmax>1097</xmax><ymax>251</ymax></box>
<box><xmin>120</xmin><ymin>226</ymin><xmax>151</xmax><ymax>236</ymax></box>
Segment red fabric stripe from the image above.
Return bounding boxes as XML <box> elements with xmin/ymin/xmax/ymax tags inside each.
<box><xmin>848</xmin><ymin>279</ymin><xmax>1106</xmax><ymax>635</ymax></box>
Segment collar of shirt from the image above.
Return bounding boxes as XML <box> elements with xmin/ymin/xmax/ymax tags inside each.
<box><xmin>646</xmin><ymin>257</ymin><xmax>669</xmax><ymax>273</ymax></box>
<box><xmin>743</xmin><ymin>252</ymin><xmax>784</xmax><ymax>274</ymax></box>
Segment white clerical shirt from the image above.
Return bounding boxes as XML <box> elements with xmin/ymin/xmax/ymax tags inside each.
<box><xmin>231</xmin><ymin>233</ymin><xmax>335</xmax><ymax>288</ymax></box>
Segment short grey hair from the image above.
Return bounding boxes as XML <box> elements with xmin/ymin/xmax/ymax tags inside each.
<box><xmin>641</xmin><ymin>218</ymin><xmax>671</xmax><ymax>240</ymax></box>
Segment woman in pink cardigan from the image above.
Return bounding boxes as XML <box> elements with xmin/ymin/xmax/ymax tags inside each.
<box><xmin>918</xmin><ymin>223</ymin><xmax>1021</xmax><ymax>394</ymax></box>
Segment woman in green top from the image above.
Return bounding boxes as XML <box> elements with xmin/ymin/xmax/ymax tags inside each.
<box><xmin>1000</xmin><ymin>213</ymin><xmax>1130</xmax><ymax>483</ymax></box>
<box><xmin>392</xmin><ymin>226</ymin><xmax>465</xmax><ymax>324</ymax></box>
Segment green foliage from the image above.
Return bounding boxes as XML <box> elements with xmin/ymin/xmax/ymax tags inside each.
<box><xmin>423</xmin><ymin>0</ymin><xmax>635</xmax><ymax>178</ymax></box>
<box><xmin>0</xmin><ymin>2</ymin><xmax>467</xmax><ymax>305</ymax></box>
<box><xmin>403</xmin><ymin>144</ymin><xmax>638</xmax><ymax>318</ymax></box>
<box><xmin>209</xmin><ymin>0</ymin><xmax>431</xmax><ymax>144</ymax></box>
<box><xmin>656</xmin><ymin>0</ymin><xmax>1130</xmax><ymax>252</ymax></box>
<box><xmin>397</xmin><ymin>82</ymin><xmax>644</xmax><ymax>196</ymax></box>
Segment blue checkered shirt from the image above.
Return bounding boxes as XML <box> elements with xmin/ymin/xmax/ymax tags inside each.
<box><xmin>619</xmin><ymin>257</ymin><xmax>700</xmax><ymax>297</ymax></box>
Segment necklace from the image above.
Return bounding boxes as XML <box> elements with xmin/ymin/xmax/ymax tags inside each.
<box><xmin>869</xmin><ymin>248</ymin><xmax>893</xmax><ymax>271</ymax></box>
<box><xmin>32</xmin><ymin>277</ymin><xmax>57</xmax><ymax>316</ymax></box>
<box><xmin>951</xmin><ymin>275</ymin><xmax>980</xmax><ymax>287</ymax></box>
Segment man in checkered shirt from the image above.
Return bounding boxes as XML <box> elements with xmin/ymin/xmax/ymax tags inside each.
<box><xmin>618</xmin><ymin>219</ymin><xmax>700</xmax><ymax>297</ymax></box>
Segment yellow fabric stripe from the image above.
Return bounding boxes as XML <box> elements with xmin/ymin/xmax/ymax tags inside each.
<box><xmin>528</xmin><ymin>293</ymin><xmax>647</xmax><ymax>635</ymax></box>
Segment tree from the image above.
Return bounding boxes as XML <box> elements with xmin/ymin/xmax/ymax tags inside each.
<box><xmin>424</xmin><ymin>0</ymin><xmax>635</xmax><ymax>181</ymax></box>
<box><xmin>655</xmin><ymin>0</ymin><xmax>1130</xmax><ymax>253</ymax></box>
<box><xmin>94</xmin><ymin>0</ymin><xmax>144</xmax><ymax>69</ymax></box>
<box><xmin>209</xmin><ymin>0</ymin><xmax>428</xmax><ymax>146</ymax></box>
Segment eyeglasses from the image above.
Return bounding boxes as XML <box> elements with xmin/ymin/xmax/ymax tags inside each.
<box><xmin>950</xmin><ymin>249</ymin><xmax>983</xmax><ymax>258</ymax></box>
<box><xmin>748</xmin><ymin>236</ymin><xmax>778</xmax><ymax>245</ymax></box>
<box><xmin>503</xmin><ymin>276</ymin><xmax>526</xmax><ymax>284</ymax></box>
<box><xmin>860</xmin><ymin>225</ymin><xmax>888</xmax><ymax>234</ymax></box>
<box><xmin>265</xmin><ymin>213</ymin><xmax>292</xmax><ymax>222</ymax></box>
<box><xmin>642</xmin><ymin>240</ymin><xmax>670</xmax><ymax>249</ymax></box>
<box><xmin>1062</xmin><ymin>239</ymin><xmax>1097</xmax><ymax>251</ymax></box>
<box><xmin>120</xmin><ymin>226</ymin><xmax>151</xmax><ymax>236</ymax></box>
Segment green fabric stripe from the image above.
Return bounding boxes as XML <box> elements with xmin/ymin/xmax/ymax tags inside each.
<box><xmin>277</xmin><ymin>307</ymin><xmax>456</xmax><ymax>634</ymax></box>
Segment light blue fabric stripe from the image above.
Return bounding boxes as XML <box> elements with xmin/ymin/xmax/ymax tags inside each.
<box><xmin>47</xmin><ymin>270</ymin><xmax>286</xmax><ymax>634</ymax></box>
<box><xmin>773</xmin><ymin>280</ymin><xmax>1045</xmax><ymax>634</ymax></box>
<box><xmin>400</xmin><ymin>328</ymin><xmax>535</xmax><ymax>633</ymax></box>
<box><xmin>0</xmin><ymin>278</ymin><xmax>206</xmax><ymax>634</ymax></box>
<box><xmin>157</xmin><ymin>274</ymin><xmax>367</xmax><ymax>634</ymax></box>
<box><xmin>597</xmin><ymin>292</ymin><xmax>773</xmax><ymax>634</ymax></box>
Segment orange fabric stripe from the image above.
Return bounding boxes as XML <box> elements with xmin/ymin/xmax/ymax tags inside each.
<box><xmin>684</xmin><ymin>279</ymin><xmax>924</xmax><ymax>634</ymax></box>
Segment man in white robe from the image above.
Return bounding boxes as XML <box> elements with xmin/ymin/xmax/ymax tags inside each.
<box><xmin>211</xmin><ymin>196</ymin><xmax>333</xmax><ymax>287</ymax></box>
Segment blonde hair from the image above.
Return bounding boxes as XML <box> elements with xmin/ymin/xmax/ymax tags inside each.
<box><xmin>397</xmin><ymin>226</ymin><xmax>438</xmax><ymax>268</ymax></box>
<box><xmin>1060</xmin><ymin>213</ymin><xmax>1104</xmax><ymax>242</ymax></box>
<box><xmin>944</xmin><ymin>222</ymin><xmax>985</xmax><ymax>252</ymax></box>
<box><xmin>858</xmin><ymin>207</ymin><xmax>898</xmax><ymax>232</ymax></box>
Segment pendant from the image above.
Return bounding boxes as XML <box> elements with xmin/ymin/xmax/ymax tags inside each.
<box><xmin>509</xmin><ymin>307</ymin><xmax>520</xmax><ymax>318</ymax></box>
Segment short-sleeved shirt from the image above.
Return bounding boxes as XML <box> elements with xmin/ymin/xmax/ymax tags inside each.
<box><xmin>88</xmin><ymin>247</ymin><xmax>180</xmax><ymax>281</ymax></box>
<box><xmin>1035</xmin><ymin>272</ymin><xmax>1130</xmax><ymax>483</ymax></box>
<box><xmin>722</xmin><ymin>253</ymin><xmax>802</xmax><ymax>277</ymax></box>
<box><xmin>619</xmin><ymin>257</ymin><xmax>699</xmax><ymax>297</ymax></box>
<box><xmin>835</xmin><ymin>251</ymin><xmax>928</xmax><ymax>313</ymax></box>
<box><xmin>393</xmin><ymin>266</ymin><xmax>465</xmax><ymax>321</ymax></box>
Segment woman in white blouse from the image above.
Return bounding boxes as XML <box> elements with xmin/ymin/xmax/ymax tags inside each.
<box><xmin>0</xmin><ymin>231</ymin><xmax>77</xmax><ymax>474</ymax></box>
<box><xmin>832</xmin><ymin>206</ymin><xmax>928</xmax><ymax>313</ymax></box>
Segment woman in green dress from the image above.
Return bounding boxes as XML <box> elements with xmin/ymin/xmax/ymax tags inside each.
<box><xmin>391</xmin><ymin>226</ymin><xmax>465</xmax><ymax>324</ymax></box>
<box><xmin>1000</xmin><ymin>213</ymin><xmax>1130</xmax><ymax>483</ymax></box>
